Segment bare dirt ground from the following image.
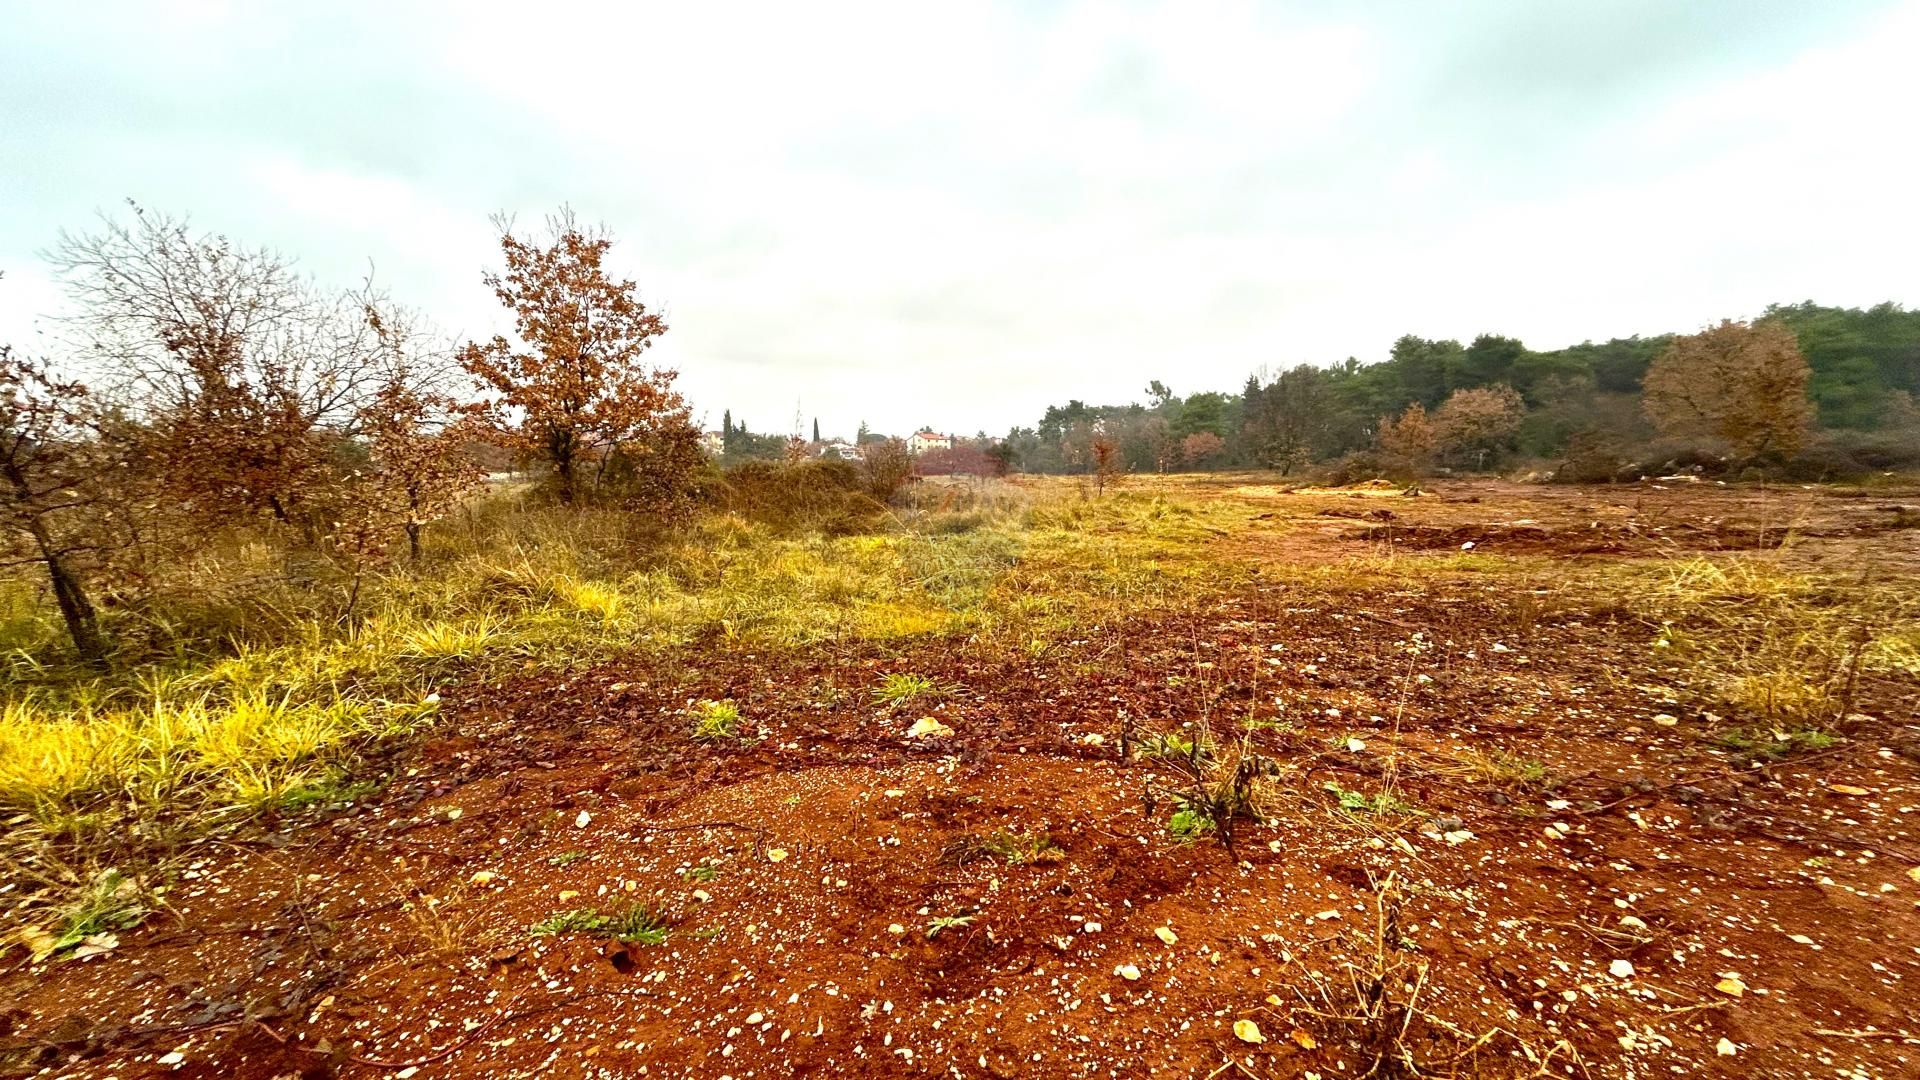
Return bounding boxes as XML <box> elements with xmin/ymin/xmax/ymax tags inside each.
<box><xmin>5</xmin><ymin>478</ymin><xmax>1920</xmax><ymax>1079</ymax></box>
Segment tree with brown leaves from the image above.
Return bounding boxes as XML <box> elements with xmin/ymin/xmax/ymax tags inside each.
<box><xmin>1377</xmin><ymin>402</ymin><xmax>1437</xmax><ymax>468</ymax></box>
<box><xmin>50</xmin><ymin>204</ymin><xmax>402</xmax><ymax>529</ymax></box>
<box><xmin>1432</xmin><ymin>384</ymin><xmax>1525</xmax><ymax>469</ymax></box>
<box><xmin>859</xmin><ymin>437</ymin><xmax>914</xmax><ymax>501</ymax></box>
<box><xmin>356</xmin><ymin>377</ymin><xmax>484</xmax><ymax>563</ymax></box>
<box><xmin>459</xmin><ymin>209</ymin><xmax>690</xmax><ymax>506</ymax></box>
<box><xmin>1180</xmin><ymin>430</ymin><xmax>1226</xmax><ymax>470</ymax></box>
<box><xmin>1643</xmin><ymin>318</ymin><xmax>1813</xmax><ymax>459</ymax></box>
<box><xmin>1090</xmin><ymin>435</ymin><xmax>1122</xmax><ymax>494</ymax></box>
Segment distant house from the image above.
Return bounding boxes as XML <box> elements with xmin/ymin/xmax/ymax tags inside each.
<box><xmin>817</xmin><ymin>438</ymin><xmax>862</xmax><ymax>462</ymax></box>
<box><xmin>908</xmin><ymin>430</ymin><xmax>953</xmax><ymax>454</ymax></box>
<box><xmin>699</xmin><ymin>430</ymin><xmax>725</xmax><ymax>457</ymax></box>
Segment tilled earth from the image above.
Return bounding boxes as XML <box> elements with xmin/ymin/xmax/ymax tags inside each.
<box><xmin>5</xmin><ymin>480</ymin><xmax>1920</xmax><ymax>1079</ymax></box>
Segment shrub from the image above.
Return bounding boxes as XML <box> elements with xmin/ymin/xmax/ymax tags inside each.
<box><xmin>714</xmin><ymin>460</ymin><xmax>883</xmax><ymax>535</ymax></box>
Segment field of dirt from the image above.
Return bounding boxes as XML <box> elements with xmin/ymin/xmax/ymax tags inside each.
<box><xmin>5</xmin><ymin>477</ymin><xmax>1920</xmax><ymax>1079</ymax></box>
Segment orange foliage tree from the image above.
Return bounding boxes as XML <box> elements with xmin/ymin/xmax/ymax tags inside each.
<box><xmin>1377</xmin><ymin>402</ymin><xmax>1437</xmax><ymax>468</ymax></box>
<box><xmin>1180</xmin><ymin>430</ymin><xmax>1226</xmax><ymax>470</ymax></box>
<box><xmin>1432</xmin><ymin>384</ymin><xmax>1525</xmax><ymax>469</ymax></box>
<box><xmin>459</xmin><ymin>210</ymin><xmax>691</xmax><ymax>506</ymax></box>
<box><xmin>1642</xmin><ymin>319</ymin><xmax>1812</xmax><ymax>459</ymax></box>
<box><xmin>1090</xmin><ymin>435</ymin><xmax>1122</xmax><ymax>494</ymax></box>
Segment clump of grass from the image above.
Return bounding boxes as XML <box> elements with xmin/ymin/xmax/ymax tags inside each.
<box><xmin>1325</xmin><ymin>781</ymin><xmax>1421</xmax><ymax>819</ymax></box>
<box><xmin>530</xmin><ymin>902</ymin><xmax>670</xmax><ymax>945</ymax></box>
<box><xmin>1136</xmin><ymin>731</ymin><xmax>1209</xmax><ymax>763</ymax></box>
<box><xmin>690</xmin><ymin>699</ymin><xmax>744</xmax><ymax>741</ymax></box>
<box><xmin>926</xmin><ymin>912</ymin><xmax>977</xmax><ymax>939</ymax></box>
<box><xmin>872</xmin><ymin>672</ymin><xmax>940</xmax><ymax>706</ymax></box>
<box><xmin>1715</xmin><ymin>726</ymin><xmax>1840</xmax><ymax>761</ymax></box>
<box><xmin>1439</xmin><ymin>748</ymin><xmax>1555</xmax><ymax>792</ymax></box>
<box><xmin>547</xmin><ymin>849</ymin><xmax>590</xmax><ymax>867</ymax></box>
<box><xmin>551</xmin><ymin>576</ymin><xmax>627</xmax><ymax>621</ymax></box>
<box><xmin>397</xmin><ymin>616</ymin><xmax>505</xmax><ymax>661</ymax></box>
<box><xmin>944</xmin><ymin>829</ymin><xmax>1064</xmax><ymax>866</ymax></box>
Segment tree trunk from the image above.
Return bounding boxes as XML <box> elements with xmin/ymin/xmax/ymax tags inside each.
<box><xmin>406</xmin><ymin>521</ymin><xmax>422</xmax><ymax>563</ymax></box>
<box><xmin>29</xmin><ymin>520</ymin><xmax>106</xmax><ymax>666</ymax></box>
<box><xmin>4</xmin><ymin>463</ymin><xmax>108</xmax><ymax>666</ymax></box>
<box><xmin>551</xmin><ymin>429</ymin><xmax>578</xmax><ymax>506</ymax></box>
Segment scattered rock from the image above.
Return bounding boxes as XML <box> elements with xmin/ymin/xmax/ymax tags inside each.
<box><xmin>1609</xmin><ymin>958</ymin><xmax>1635</xmax><ymax>979</ymax></box>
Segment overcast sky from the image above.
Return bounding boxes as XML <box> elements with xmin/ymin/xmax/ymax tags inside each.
<box><xmin>3</xmin><ymin>1</ymin><xmax>1916</xmax><ymax>438</ymax></box>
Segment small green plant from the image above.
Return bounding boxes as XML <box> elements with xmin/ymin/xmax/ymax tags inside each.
<box><xmin>926</xmin><ymin>912</ymin><xmax>977</xmax><ymax>939</ymax></box>
<box><xmin>1166</xmin><ymin>806</ymin><xmax>1216</xmax><ymax>840</ymax></box>
<box><xmin>682</xmin><ymin>860</ymin><xmax>719</xmax><ymax>882</ymax></box>
<box><xmin>1137</xmin><ymin>731</ymin><xmax>1209</xmax><ymax>762</ymax></box>
<box><xmin>943</xmin><ymin>829</ymin><xmax>1065</xmax><ymax>866</ymax></box>
<box><xmin>872</xmin><ymin>672</ymin><xmax>939</xmax><ymax>706</ymax></box>
<box><xmin>1715</xmin><ymin>726</ymin><xmax>1839</xmax><ymax>761</ymax></box>
<box><xmin>547</xmin><ymin>849</ymin><xmax>590</xmax><ymax>868</ymax></box>
<box><xmin>530</xmin><ymin>902</ymin><xmax>669</xmax><ymax>945</ymax></box>
<box><xmin>1324</xmin><ymin>781</ymin><xmax>1420</xmax><ymax>818</ymax></box>
<box><xmin>34</xmin><ymin>868</ymin><xmax>150</xmax><ymax>959</ymax></box>
<box><xmin>607</xmin><ymin>903</ymin><xmax>672</xmax><ymax>945</ymax></box>
<box><xmin>278</xmin><ymin>775</ymin><xmax>380</xmax><ymax>812</ymax></box>
<box><xmin>531</xmin><ymin>907</ymin><xmax>611</xmax><ymax>936</ymax></box>
<box><xmin>690</xmin><ymin>699</ymin><xmax>744</xmax><ymax>741</ymax></box>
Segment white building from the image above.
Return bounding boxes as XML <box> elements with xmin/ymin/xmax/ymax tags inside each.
<box><xmin>818</xmin><ymin>438</ymin><xmax>862</xmax><ymax>461</ymax></box>
<box><xmin>908</xmin><ymin>430</ymin><xmax>953</xmax><ymax>454</ymax></box>
<box><xmin>699</xmin><ymin>430</ymin><xmax>725</xmax><ymax>457</ymax></box>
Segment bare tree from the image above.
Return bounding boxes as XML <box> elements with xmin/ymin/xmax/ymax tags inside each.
<box><xmin>48</xmin><ymin>203</ymin><xmax>407</xmax><ymax>527</ymax></box>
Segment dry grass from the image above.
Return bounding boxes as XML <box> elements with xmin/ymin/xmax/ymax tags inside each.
<box><xmin>0</xmin><ymin>484</ymin><xmax>1246</xmax><ymax>844</ymax></box>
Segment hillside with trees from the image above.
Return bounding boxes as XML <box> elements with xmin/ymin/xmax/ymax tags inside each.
<box><xmin>1001</xmin><ymin>303</ymin><xmax>1920</xmax><ymax>481</ymax></box>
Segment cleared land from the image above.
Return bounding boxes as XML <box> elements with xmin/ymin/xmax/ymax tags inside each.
<box><xmin>4</xmin><ymin>474</ymin><xmax>1919</xmax><ymax>1078</ymax></box>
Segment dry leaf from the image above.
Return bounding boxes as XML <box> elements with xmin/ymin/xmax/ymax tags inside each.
<box><xmin>1714</xmin><ymin>975</ymin><xmax>1745</xmax><ymax>997</ymax></box>
<box><xmin>16</xmin><ymin>926</ymin><xmax>58</xmax><ymax>964</ymax></box>
<box><xmin>1233</xmin><ymin>1019</ymin><xmax>1265</xmax><ymax>1044</ymax></box>
<box><xmin>1827</xmin><ymin>783</ymin><xmax>1871</xmax><ymax>796</ymax></box>
<box><xmin>906</xmin><ymin>716</ymin><xmax>953</xmax><ymax>739</ymax></box>
<box><xmin>766</xmin><ymin>848</ymin><xmax>789</xmax><ymax>863</ymax></box>
<box><xmin>1289</xmin><ymin>1027</ymin><xmax>1318</xmax><ymax>1049</ymax></box>
<box><xmin>1154</xmin><ymin>926</ymin><xmax>1178</xmax><ymax>945</ymax></box>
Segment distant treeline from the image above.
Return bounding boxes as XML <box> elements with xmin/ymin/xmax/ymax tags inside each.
<box><xmin>996</xmin><ymin>301</ymin><xmax>1920</xmax><ymax>481</ymax></box>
